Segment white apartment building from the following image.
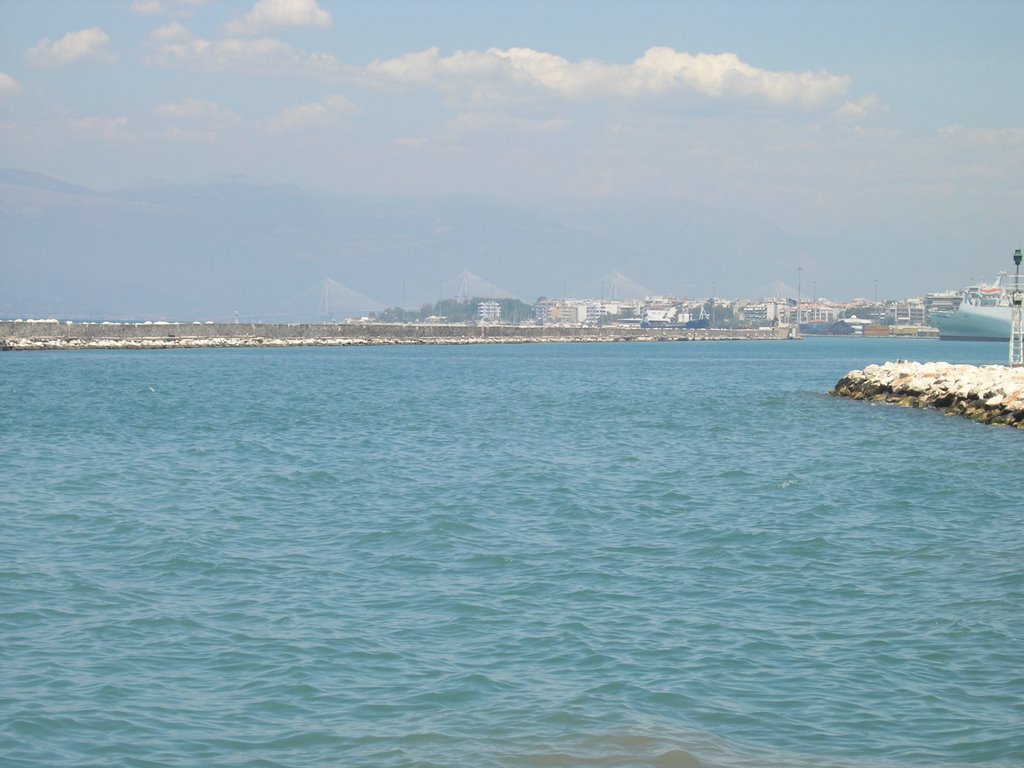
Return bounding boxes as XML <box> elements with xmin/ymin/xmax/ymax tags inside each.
<box><xmin>889</xmin><ymin>299</ymin><xmax>926</xmax><ymax>326</ymax></box>
<box><xmin>743</xmin><ymin>302</ymin><xmax>779</xmax><ymax>324</ymax></box>
<box><xmin>801</xmin><ymin>302</ymin><xmax>840</xmax><ymax>324</ymax></box>
<box><xmin>477</xmin><ymin>300</ymin><xmax>501</xmax><ymax>323</ymax></box>
<box><xmin>534</xmin><ymin>299</ymin><xmax>588</xmax><ymax>325</ymax></box>
<box><xmin>642</xmin><ymin>304</ymin><xmax>678</xmax><ymax>325</ymax></box>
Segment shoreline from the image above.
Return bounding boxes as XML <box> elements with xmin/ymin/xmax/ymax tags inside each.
<box><xmin>831</xmin><ymin>360</ymin><xmax>1024</xmax><ymax>429</ymax></box>
<box><xmin>0</xmin><ymin>320</ymin><xmax>791</xmax><ymax>350</ymax></box>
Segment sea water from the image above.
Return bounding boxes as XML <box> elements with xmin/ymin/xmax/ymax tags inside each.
<box><xmin>1</xmin><ymin>337</ymin><xmax>1021</xmax><ymax>768</ymax></box>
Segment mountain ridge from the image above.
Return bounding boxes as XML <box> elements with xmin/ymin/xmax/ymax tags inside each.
<box><xmin>1</xmin><ymin>168</ymin><xmax>823</xmax><ymax>320</ymax></box>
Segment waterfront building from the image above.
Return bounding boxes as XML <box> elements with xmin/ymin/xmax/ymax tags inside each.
<box><xmin>601</xmin><ymin>300</ymin><xmax>643</xmax><ymax>324</ymax></box>
<box><xmin>642</xmin><ymin>303</ymin><xmax>678</xmax><ymax>325</ymax></box>
<box><xmin>889</xmin><ymin>298</ymin><xmax>927</xmax><ymax>327</ymax></box>
<box><xmin>743</xmin><ymin>302</ymin><xmax>780</xmax><ymax>325</ymax></box>
<box><xmin>521</xmin><ymin>290</ymin><xmax>947</xmax><ymax>332</ymax></box>
<box><xmin>534</xmin><ymin>299</ymin><xmax>588</xmax><ymax>325</ymax></box>
<box><xmin>801</xmin><ymin>302</ymin><xmax>840</xmax><ymax>324</ymax></box>
<box><xmin>478</xmin><ymin>300</ymin><xmax>501</xmax><ymax>323</ymax></box>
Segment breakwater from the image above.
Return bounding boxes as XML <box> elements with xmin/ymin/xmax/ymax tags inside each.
<box><xmin>831</xmin><ymin>360</ymin><xmax>1024</xmax><ymax>429</ymax></box>
<box><xmin>0</xmin><ymin>320</ymin><xmax>791</xmax><ymax>350</ymax></box>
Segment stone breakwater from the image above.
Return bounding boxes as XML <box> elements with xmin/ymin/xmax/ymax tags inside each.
<box><xmin>0</xmin><ymin>320</ymin><xmax>790</xmax><ymax>350</ymax></box>
<box><xmin>831</xmin><ymin>361</ymin><xmax>1024</xmax><ymax>429</ymax></box>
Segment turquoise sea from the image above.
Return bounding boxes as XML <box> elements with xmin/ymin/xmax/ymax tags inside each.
<box><xmin>1</xmin><ymin>337</ymin><xmax>1021</xmax><ymax>768</ymax></box>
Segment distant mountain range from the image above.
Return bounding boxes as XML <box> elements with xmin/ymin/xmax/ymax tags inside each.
<box><xmin>0</xmin><ymin>167</ymin><xmax>970</xmax><ymax>321</ymax></box>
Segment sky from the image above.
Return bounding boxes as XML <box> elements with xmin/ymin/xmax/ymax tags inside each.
<box><xmin>1</xmin><ymin>0</ymin><xmax>1023</xmax><ymax>310</ymax></box>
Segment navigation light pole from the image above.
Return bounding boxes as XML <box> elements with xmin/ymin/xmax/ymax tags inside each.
<box><xmin>1010</xmin><ymin>248</ymin><xmax>1023</xmax><ymax>367</ymax></box>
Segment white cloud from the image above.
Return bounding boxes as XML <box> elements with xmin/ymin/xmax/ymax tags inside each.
<box><xmin>632</xmin><ymin>48</ymin><xmax>849</xmax><ymax>106</ymax></box>
<box><xmin>361</xmin><ymin>46</ymin><xmax>851</xmax><ymax>109</ymax></box>
<box><xmin>395</xmin><ymin>136</ymin><xmax>428</xmax><ymax>148</ymax></box>
<box><xmin>154</xmin><ymin>97</ymin><xmax>238</xmax><ymax>122</ymax></box>
<box><xmin>67</xmin><ymin>115</ymin><xmax>131</xmax><ymax>141</ymax></box>
<box><xmin>130</xmin><ymin>0</ymin><xmax>164</xmax><ymax>15</ymax></box>
<box><xmin>227</xmin><ymin>0</ymin><xmax>332</xmax><ymax>35</ymax></box>
<box><xmin>149</xmin><ymin>22</ymin><xmax>192</xmax><ymax>43</ymax></box>
<box><xmin>151</xmin><ymin>98</ymin><xmax>244</xmax><ymax>142</ymax></box>
<box><xmin>265</xmin><ymin>95</ymin><xmax>358</xmax><ymax>134</ymax></box>
<box><xmin>132</xmin><ymin>0</ymin><xmax>211</xmax><ymax>14</ymax></box>
<box><xmin>25</xmin><ymin>27</ymin><xmax>115</xmax><ymax>68</ymax></box>
<box><xmin>0</xmin><ymin>72</ymin><xmax>23</xmax><ymax>98</ymax></box>
<box><xmin>149</xmin><ymin>95</ymin><xmax>358</xmax><ymax>141</ymax></box>
<box><xmin>145</xmin><ymin>23</ymin><xmax>338</xmax><ymax>76</ymax></box>
<box><xmin>366</xmin><ymin>48</ymin><xmax>445</xmax><ymax>84</ymax></box>
<box><xmin>448</xmin><ymin>111</ymin><xmax>566</xmax><ymax>137</ymax></box>
<box><xmin>835</xmin><ymin>94</ymin><xmax>885</xmax><ymax>122</ymax></box>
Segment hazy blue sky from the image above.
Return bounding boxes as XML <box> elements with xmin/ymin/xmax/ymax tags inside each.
<box><xmin>2</xmin><ymin>0</ymin><xmax>1023</xmax><ymax>308</ymax></box>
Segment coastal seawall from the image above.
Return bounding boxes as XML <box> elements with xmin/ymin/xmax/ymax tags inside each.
<box><xmin>831</xmin><ymin>361</ymin><xmax>1024</xmax><ymax>429</ymax></box>
<box><xmin>0</xmin><ymin>320</ymin><xmax>791</xmax><ymax>350</ymax></box>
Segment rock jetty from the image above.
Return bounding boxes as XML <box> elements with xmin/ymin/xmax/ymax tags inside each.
<box><xmin>0</xmin><ymin>320</ymin><xmax>790</xmax><ymax>350</ymax></box>
<box><xmin>831</xmin><ymin>361</ymin><xmax>1024</xmax><ymax>429</ymax></box>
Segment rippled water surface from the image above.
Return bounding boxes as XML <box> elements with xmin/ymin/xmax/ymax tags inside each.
<box><xmin>2</xmin><ymin>338</ymin><xmax>1022</xmax><ymax>767</ymax></box>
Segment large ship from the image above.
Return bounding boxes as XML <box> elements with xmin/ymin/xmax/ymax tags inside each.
<box><xmin>931</xmin><ymin>274</ymin><xmax>1011</xmax><ymax>341</ymax></box>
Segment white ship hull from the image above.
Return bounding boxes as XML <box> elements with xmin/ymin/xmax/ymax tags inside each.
<box><xmin>932</xmin><ymin>303</ymin><xmax>1011</xmax><ymax>342</ymax></box>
